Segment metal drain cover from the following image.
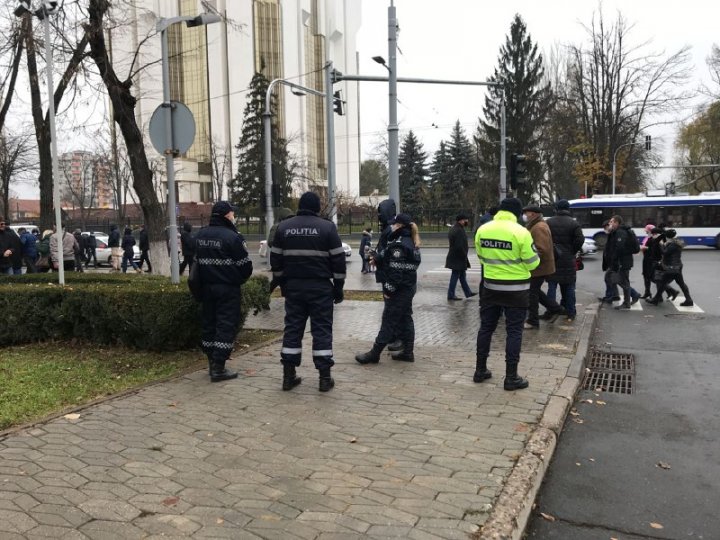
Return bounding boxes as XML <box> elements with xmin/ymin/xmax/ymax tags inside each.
<box><xmin>664</xmin><ymin>313</ymin><xmax>705</xmax><ymax>320</ymax></box>
<box><xmin>583</xmin><ymin>350</ymin><xmax>635</xmax><ymax>394</ymax></box>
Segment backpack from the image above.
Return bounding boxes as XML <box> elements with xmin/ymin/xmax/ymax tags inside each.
<box><xmin>627</xmin><ymin>229</ymin><xmax>641</xmax><ymax>254</ymax></box>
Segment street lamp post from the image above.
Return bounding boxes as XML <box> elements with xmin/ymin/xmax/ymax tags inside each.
<box><xmin>263</xmin><ymin>79</ymin><xmax>325</xmax><ymax>235</ymax></box>
<box><xmin>387</xmin><ymin>2</ymin><xmax>399</xmax><ymax>208</ymax></box>
<box><xmin>156</xmin><ymin>12</ymin><xmax>220</xmax><ymax>284</ymax></box>
<box><xmin>15</xmin><ymin>1</ymin><xmax>64</xmax><ymax>284</ymax></box>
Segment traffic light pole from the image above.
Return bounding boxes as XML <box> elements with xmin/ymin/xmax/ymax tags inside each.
<box><xmin>324</xmin><ymin>62</ymin><xmax>337</xmax><ymax>223</ymax></box>
<box><xmin>387</xmin><ymin>3</ymin><xmax>400</xmax><ymax>209</ymax></box>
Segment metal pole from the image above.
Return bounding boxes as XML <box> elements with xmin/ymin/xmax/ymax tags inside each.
<box><xmin>387</xmin><ymin>2</ymin><xmax>399</xmax><ymax>209</ymax></box>
<box><xmin>499</xmin><ymin>90</ymin><xmax>507</xmax><ymax>200</ymax></box>
<box><xmin>161</xmin><ymin>27</ymin><xmax>180</xmax><ymax>284</ymax></box>
<box><xmin>263</xmin><ymin>109</ymin><xmax>274</xmax><ymax>235</ymax></box>
<box><xmin>325</xmin><ymin>62</ymin><xmax>337</xmax><ymax>222</ymax></box>
<box><xmin>44</xmin><ymin>15</ymin><xmax>64</xmax><ymax>286</ymax></box>
<box><xmin>612</xmin><ymin>154</ymin><xmax>617</xmax><ymax>195</ymax></box>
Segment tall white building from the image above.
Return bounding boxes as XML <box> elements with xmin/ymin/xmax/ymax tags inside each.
<box><xmin>111</xmin><ymin>0</ymin><xmax>361</xmax><ymax>206</ymax></box>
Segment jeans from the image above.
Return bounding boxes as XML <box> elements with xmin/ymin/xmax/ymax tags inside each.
<box><xmin>476</xmin><ymin>304</ymin><xmax>526</xmax><ymax>367</ymax></box>
<box><xmin>121</xmin><ymin>252</ymin><xmax>139</xmax><ymax>272</ymax></box>
<box><xmin>547</xmin><ymin>281</ymin><xmax>577</xmax><ymax>317</ymax></box>
<box><xmin>448</xmin><ymin>269</ymin><xmax>473</xmax><ymax>299</ymax></box>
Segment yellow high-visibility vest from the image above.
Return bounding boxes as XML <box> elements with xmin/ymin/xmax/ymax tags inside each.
<box><xmin>474</xmin><ymin>210</ymin><xmax>540</xmax><ymax>290</ymax></box>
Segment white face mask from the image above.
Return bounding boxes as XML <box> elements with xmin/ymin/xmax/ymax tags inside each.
<box><xmin>521</xmin><ymin>214</ymin><xmax>529</xmax><ymax>223</ymax></box>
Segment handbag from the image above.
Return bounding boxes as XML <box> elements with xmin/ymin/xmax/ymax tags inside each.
<box><xmin>36</xmin><ymin>255</ymin><xmax>49</xmax><ymax>270</ymax></box>
<box><xmin>575</xmin><ymin>255</ymin><xmax>584</xmax><ymax>271</ymax></box>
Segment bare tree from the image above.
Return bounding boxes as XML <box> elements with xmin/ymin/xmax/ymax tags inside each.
<box><xmin>59</xmin><ymin>150</ymin><xmax>102</xmax><ymax>230</ymax></box>
<box><xmin>566</xmin><ymin>8</ymin><xmax>693</xmax><ymax>194</ymax></box>
<box><xmin>0</xmin><ymin>14</ymin><xmax>27</xmax><ymax>136</ymax></box>
<box><xmin>209</xmin><ymin>135</ymin><xmax>229</xmax><ymax>202</ymax></box>
<box><xmin>0</xmin><ymin>132</ymin><xmax>34</xmax><ymax>219</ymax></box>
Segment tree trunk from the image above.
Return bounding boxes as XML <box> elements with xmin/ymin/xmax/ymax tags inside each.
<box><xmin>85</xmin><ymin>0</ymin><xmax>170</xmax><ymax>275</ymax></box>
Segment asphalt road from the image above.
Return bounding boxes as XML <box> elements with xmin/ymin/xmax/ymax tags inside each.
<box><xmin>525</xmin><ymin>249</ymin><xmax>720</xmax><ymax>540</ymax></box>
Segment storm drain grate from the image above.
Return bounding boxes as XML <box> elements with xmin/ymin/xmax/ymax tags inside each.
<box><xmin>583</xmin><ymin>350</ymin><xmax>635</xmax><ymax>394</ymax></box>
<box><xmin>587</xmin><ymin>351</ymin><xmax>635</xmax><ymax>371</ymax></box>
<box><xmin>583</xmin><ymin>371</ymin><xmax>634</xmax><ymax>394</ymax></box>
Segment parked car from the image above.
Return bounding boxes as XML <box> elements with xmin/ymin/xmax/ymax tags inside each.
<box><xmin>82</xmin><ymin>232</ymin><xmax>141</xmax><ymax>265</ymax></box>
<box><xmin>581</xmin><ymin>238</ymin><xmax>597</xmax><ymax>256</ymax></box>
<box><xmin>259</xmin><ymin>240</ymin><xmax>352</xmax><ymax>258</ymax></box>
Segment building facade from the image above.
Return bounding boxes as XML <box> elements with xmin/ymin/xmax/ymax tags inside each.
<box><xmin>112</xmin><ymin>0</ymin><xmax>361</xmax><ymax>206</ymax></box>
<box><xmin>59</xmin><ymin>151</ymin><xmax>114</xmax><ymax>211</ymax></box>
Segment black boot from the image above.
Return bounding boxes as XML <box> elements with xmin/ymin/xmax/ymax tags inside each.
<box><xmin>318</xmin><ymin>368</ymin><xmax>334</xmax><ymax>392</ymax></box>
<box><xmin>504</xmin><ymin>363</ymin><xmax>529</xmax><ymax>391</ymax></box>
<box><xmin>680</xmin><ymin>298</ymin><xmax>694</xmax><ymax>307</ymax></box>
<box><xmin>387</xmin><ymin>340</ymin><xmax>403</xmax><ymax>352</ymax></box>
<box><xmin>355</xmin><ymin>343</ymin><xmax>383</xmax><ymax>364</ymax></box>
<box><xmin>391</xmin><ymin>343</ymin><xmax>414</xmax><ymax>362</ymax></box>
<box><xmin>210</xmin><ymin>361</ymin><xmax>238</xmax><ymax>382</ymax></box>
<box><xmin>473</xmin><ymin>358</ymin><xmax>492</xmax><ymax>383</ymax></box>
<box><xmin>282</xmin><ymin>364</ymin><xmax>302</xmax><ymax>391</ymax></box>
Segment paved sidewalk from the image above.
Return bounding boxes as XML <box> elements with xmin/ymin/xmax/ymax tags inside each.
<box><xmin>0</xmin><ymin>288</ymin><xmax>592</xmax><ymax>539</ymax></box>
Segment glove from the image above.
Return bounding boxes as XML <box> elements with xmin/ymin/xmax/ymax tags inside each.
<box><xmin>269</xmin><ymin>277</ymin><xmax>286</xmax><ymax>297</ymax></box>
<box><xmin>333</xmin><ymin>280</ymin><xmax>344</xmax><ymax>304</ymax></box>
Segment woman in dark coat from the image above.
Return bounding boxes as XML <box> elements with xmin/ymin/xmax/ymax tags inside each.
<box><xmin>121</xmin><ymin>227</ymin><xmax>141</xmax><ymax>273</ymax></box>
<box><xmin>646</xmin><ymin>229</ymin><xmax>692</xmax><ymax>306</ymax></box>
<box><xmin>355</xmin><ymin>213</ymin><xmax>421</xmax><ymax>363</ymax></box>
<box><xmin>445</xmin><ymin>213</ymin><xmax>476</xmax><ymax>300</ymax></box>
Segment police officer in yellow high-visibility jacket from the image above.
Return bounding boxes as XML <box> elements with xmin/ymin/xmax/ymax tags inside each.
<box><xmin>474</xmin><ymin>198</ymin><xmax>540</xmax><ymax>390</ymax></box>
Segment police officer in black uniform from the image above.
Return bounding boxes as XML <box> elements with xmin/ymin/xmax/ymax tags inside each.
<box><xmin>270</xmin><ymin>192</ymin><xmax>346</xmax><ymax>392</ymax></box>
<box><xmin>190</xmin><ymin>201</ymin><xmax>253</xmax><ymax>382</ymax></box>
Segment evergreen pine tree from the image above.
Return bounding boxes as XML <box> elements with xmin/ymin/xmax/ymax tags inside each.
<box><xmin>229</xmin><ymin>69</ymin><xmax>296</xmax><ymax>213</ymax></box>
<box><xmin>445</xmin><ymin>121</ymin><xmax>477</xmax><ymax>213</ymax></box>
<box><xmin>429</xmin><ymin>140</ymin><xmax>452</xmax><ymax>219</ymax></box>
<box><xmin>474</xmin><ymin>14</ymin><xmax>552</xmax><ymax>203</ymax></box>
<box><xmin>398</xmin><ymin>130</ymin><xmax>429</xmax><ymax>220</ymax></box>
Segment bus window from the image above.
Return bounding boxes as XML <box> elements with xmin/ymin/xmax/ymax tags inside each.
<box><xmin>634</xmin><ymin>206</ymin><xmax>657</xmax><ymax>226</ymax></box>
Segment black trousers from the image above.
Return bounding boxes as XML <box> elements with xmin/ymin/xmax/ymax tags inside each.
<box><xmin>476</xmin><ymin>304</ymin><xmax>526</xmax><ymax>368</ymax></box>
<box><xmin>281</xmin><ymin>279</ymin><xmax>335</xmax><ymax>370</ymax></box>
<box><xmin>654</xmin><ymin>270</ymin><xmax>692</xmax><ymax>302</ymax></box>
<box><xmin>201</xmin><ymin>284</ymin><xmax>242</xmax><ymax>365</ymax></box>
<box><xmin>139</xmin><ymin>250</ymin><xmax>152</xmax><ymax>272</ymax></box>
<box><xmin>527</xmin><ymin>276</ymin><xmax>562</xmax><ymax>325</ymax></box>
<box><xmin>85</xmin><ymin>248</ymin><xmax>97</xmax><ymax>268</ymax></box>
<box><xmin>179</xmin><ymin>254</ymin><xmax>194</xmax><ymax>275</ymax></box>
<box><xmin>375</xmin><ymin>286</ymin><xmax>415</xmax><ymax>353</ymax></box>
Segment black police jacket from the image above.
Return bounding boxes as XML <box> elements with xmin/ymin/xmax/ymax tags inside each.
<box><xmin>270</xmin><ymin>210</ymin><xmax>346</xmax><ymax>285</ymax></box>
<box><xmin>377</xmin><ymin>228</ymin><xmax>420</xmax><ymax>295</ymax></box>
<box><xmin>193</xmin><ymin>216</ymin><xmax>253</xmax><ymax>287</ymax></box>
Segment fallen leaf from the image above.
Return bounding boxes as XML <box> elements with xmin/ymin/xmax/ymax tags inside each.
<box><xmin>581</xmin><ymin>399</ymin><xmax>594</xmax><ymax>404</ymax></box>
<box><xmin>569</xmin><ymin>409</ymin><xmax>580</xmax><ymax>417</ymax></box>
<box><xmin>589</xmin><ymin>458</ymin><xmax>595</xmax><ymax>462</ymax></box>
<box><xmin>575</xmin><ymin>462</ymin><xmax>582</xmax><ymax>466</ymax></box>
<box><xmin>650</xmin><ymin>522</ymin><xmax>664</xmax><ymax>530</ymax></box>
<box><xmin>595</xmin><ymin>387</ymin><xmax>603</xmax><ymax>392</ymax></box>
<box><xmin>656</xmin><ymin>461</ymin><xmax>671</xmax><ymax>470</ymax></box>
<box><xmin>216</xmin><ymin>518</ymin><xmax>224</xmax><ymax>524</ymax></box>
<box><xmin>244</xmin><ymin>369</ymin><xmax>256</xmax><ymax>376</ymax></box>
<box><xmin>539</xmin><ymin>512</ymin><xmax>556</xmax><ymax>522</ymax></box>
<box><xmin>596</xmin><ymin>400</ymin><xmax>607</xmax><ymax>405</ymax></box>
<box><xmin>167</xmin><ymin>402</ymin><xmax>177</xmax><ymax>407</ymax></box>
<box><xmin>572</xmin><ymin>418</ymin><xmax>585</xmax><ymax>424</ymax></box>
<box><xmin>514</xmin><ymin>423</ymin><xmax>530</xmax><ymax>432</ymax></box>
<box><xmin>611</xmin><ymin>537</ymin><xmax>619</xmax><ymax>540</ymax></box>
<box><xmin>162</xmin><ymin>497</ymin><xmax>180</xmax><ymax>507</ymax></box>
<box><xmin>63</xmin><ymin>413</ymin><xmax>81</xmax><ymax>420</ymax></box>
<box><xmin>349</xmin><ymin>437</ymin><xmax>357</xmax><ymax>443</ymax></box>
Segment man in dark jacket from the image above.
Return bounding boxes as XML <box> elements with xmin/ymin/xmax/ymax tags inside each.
<box><xmin>108</xmin><ymin>224</ymin><xmax>121</xmax><ymax>272</ymax></box>
<box><xmin>19</xmin><ymin>227</ymin><xmax>38</xmax><ymax>273</ymax></box>
<box><xmin>545</xmin><ymin>200</ymin><xmax>585</xmax><ymax>321</ymax></box>
<box><xmin>191</xmin><ymin>201</ymin><xmax>253</xmax><ymax>382</ymax></box>
<box><xmin>85</xmin><ymin>232</ymin><xmax>98</xmax><ymax>268</ymax></box>
<box><xmin>605</xmin><ymin>215</ymin><xmax>640</xmax><ymax>310</ymax></box>
<box><xmin>446</xmin><ymin>213</ymin><xmax>476</xmax><ymax>300</ymax></box>
<box><xmin>179</xmin><ymin>222</ymin><xmax>195</xmax><ymax>275</ymax></box>
<box><xmin>270</xmin><ymin>192</ymin><xmax>346</xmax><ymax>393</ymax></box>
<box><xmin>138</xmin><ymin>224</ymin><xmax>151</xmax><ymax>273</ymax></box>
<box><xmin>359</xmin><ymin>227</ymin><xmax>373</xmax><ymax>273</ymax></box>
<box><xmin>0</xmin><ymin>217</ymin><xmax>22</xmax><ymax>275</ymax></box>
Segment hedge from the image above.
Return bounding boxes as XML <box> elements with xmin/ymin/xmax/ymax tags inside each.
<box><xmin>0</xmin><ymin>273</ymin><xmax>271</xmax><ymax>351</ymax></box>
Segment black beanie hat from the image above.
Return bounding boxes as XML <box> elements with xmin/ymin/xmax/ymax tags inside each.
<box><xmin>298</xmin><ymin>192</ymin><xmax>321</xmax><ymax>213</ymax></box>
<box><xmin>499</xmin><ymin>197</ymin><xmax>523</xmax><ymax>220</ymax></box>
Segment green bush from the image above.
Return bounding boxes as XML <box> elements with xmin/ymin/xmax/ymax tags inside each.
<box><xmin>0</xmin><ymin>274</ymin><xmax>270</xmax><ymax>351</ymax></box>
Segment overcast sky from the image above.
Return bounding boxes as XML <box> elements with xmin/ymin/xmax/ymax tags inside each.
<box><xmin>355</xmin><ymin>0</ymin><xmax>718</xmax><ymax>188</ymax></box>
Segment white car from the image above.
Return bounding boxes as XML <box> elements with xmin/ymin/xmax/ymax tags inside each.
<box><xmin>259</xmin><ymin>240</ymin><xmax>352</xmax><ymax>258</ymax></box>
<box><xmin>581</xmin><ymin>238</ymin><xmax>597</xmax><ymax>256</ymax></box>
<box><xmin>82</xmin><ymin>232</ymin><xmax>141</xmax><ymax>265</ymax></box>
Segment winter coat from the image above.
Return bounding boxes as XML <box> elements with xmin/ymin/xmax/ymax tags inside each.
<box><xmin>359</xmin><ymin>231</ymin><xmax>372</xmax><ymax>257</ymax></box>
<box><xmin>642</xmin><ymin>235</ymin><xmax>663</xmax><ymax>278</ymax></box>
<box><xmin>85</xmin><ymin>234</ymin><xmax>97</xmax><ymax>249</ymax></box>
<box><xmin>192</xmin><ymin>215</ymin><xmax>253</xmax><ymax>289</ymax></box>
<box><xmin>546</xmin><ymin>211</ymin><xmax>584</xmax><ymax>284</ymax></box>
<box><xmin>50</xmin><ymin>232</ymin><xmax>79</xmax><ymax>264</ymax></box>
<box><xmin>0</xmin><ymin>228</ymin><xmax>22</xmax><ymax>270</ymax></box>
<box><xmin>374</xmin><ymin>199</ymin><xmax>397</xmax><ymax>283</ymax></box>
<box><xmin>121</xmin><ymin>229</ymin><xmax>136</xmax><ymax>257</ymax></box>
<box><xmin>180</xmin><ymin>222</ymin><xmax>195</xmax><ymax>257</ymax></box>
<box><xmin>605</xmin><ymin>225</ymin><xmax>635</xmax><ymax>271</ymax></box>
<box><xmin>526</xmin><ymin>215</ymin><xmax>556</xmax><ymax>277</ymax></box>
<box><xmin>108</xmin><ymin>225</ymin><xmax>120</xmax><ymax>248</ymax></box>
<box><xmin>20</xmin><ymin>231</ymin><xmax>38</xmax><ymax>259</ymax></box>
<box><xmin>376</xmin><ymin>227</ymin><xmax>421</xmax><ymax>295</ymax></box>
<box><xmin>445</xmin><ymin>222</ymin><xmax>471</xmax><ymax>271</ymax></box>
<box><xmin>661</xmin><ymin>239</ymin><xmax>685</xmax><ymax>272</ymax></box>
<box><xmin>139</xmin><ymin>228</ymin><xmax>149</xmax><ymax>251</ymax></box>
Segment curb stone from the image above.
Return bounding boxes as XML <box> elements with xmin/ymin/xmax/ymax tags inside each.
<box><xmin>474</xmin><ymin>302</ymin><xmax>599</xmax><ymax>540</ymax></box>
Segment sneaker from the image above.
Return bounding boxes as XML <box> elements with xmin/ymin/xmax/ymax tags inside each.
<box><xmin>523</xmin><ymin>322</ymin><xmax>538</xmax><ymax>330</ymax></box>
<box><xmin>566</xmin><ymin>315</ymin><xmax>576</xmax><ymax>322</ymax></box>
<box><xmin>447</xmin><ymin>297</ymin><xmax>462</xmax><ymax>301</ymax></box>
<box><xmin>539</xmin><ymin>311</ymin><xmax>554</xmax><ymax>320</ymax></box>
<box><xmin>630</xmin><ymin>295</ymin><xmax>639</xmax><ymax>305</ymax></box>
<box><xmin>680</xmin><ymin>299</ymin><xmax>694</xmax><ymax>307</ymax></box>
<box><xmin>466</xmin><ymin>292</ymin><xmax>478</xmax><ymax>299</ymax></box>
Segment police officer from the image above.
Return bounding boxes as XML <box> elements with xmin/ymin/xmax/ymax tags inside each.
<box><xmin>270</xmin><ymin>192</ymin><xmax>346</xmax><ymax>392</ymax></box>
<box><xmin>191</xmin><ymin>201</ymin><xmax>253</xmax><ymax>382</ymax></box>
<box><xmin>474</xmin><ymin>198</ymin><xmax>540</xmax><ymax>391</ymax></box>
<box><xmin>373</xmin><ymin>198</ymin><xmax>402</xmax><ymax>351</ymax></box>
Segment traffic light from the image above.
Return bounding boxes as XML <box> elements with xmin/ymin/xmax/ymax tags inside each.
<box><xmin>333</xmin><ymin>91</ymin><xmax>344</xmax><ymax>116</ymax></box>
<box><xmin>509</xmin><ymin>153</ymin><xmax>527</xmax><ymax>189</ymax></box>
<box><xmin>645</xmin><ymin>135</ymin><xmax>652</xmax><ymax>151</ymax></box>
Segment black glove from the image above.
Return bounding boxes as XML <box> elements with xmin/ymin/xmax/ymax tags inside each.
<box><xmin>269</xmin><ymin>278</ymin><xmax>280</xmax><ymax>293</ymax></box>
<box><xmin>333</xmin><ymin>280</ymin><xmax>344</xmax><ymax>304</ymax></box>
